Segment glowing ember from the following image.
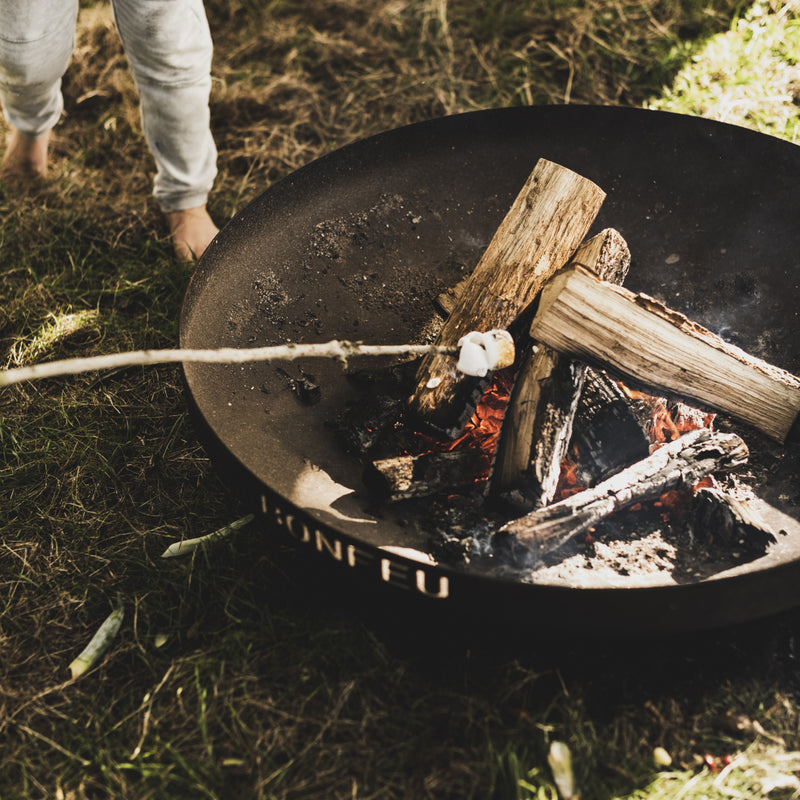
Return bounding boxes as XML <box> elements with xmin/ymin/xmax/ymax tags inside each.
<box><xmin>653</xmin><ymin>486</ymin><xmax>693</xmax><ymax>522</ymax></box>
<box><xmin>554</xmin><ymin>451</ymin><xmax>587</xmax><ymax>499</ymax></box>
<box><xmin>411</xmin><ymin>368</ymin><xmax>514</xmax><ymax>483</ymax></box>
<box><xmin>617</xmin><ymin>382</ymin><xmax>716</xmax><ymax>444</ymax></box>
<box><xmin>444</xmin><ymin>369</ymin><xmax>514</xmax><ymax>455</ymax></box>
<box><xmin>616</xmin><ymin>381</ymin><xmax>718</xmax><ymax>514</ymax></box>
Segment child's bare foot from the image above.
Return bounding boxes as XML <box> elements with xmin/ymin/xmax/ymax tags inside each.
<box><xmin>1</xmin><ymin>128</ymin><xmax>50</xmax><ymax>180</ymax></box>
<box><xmin>164</xmin><ymin>205</ymin><xmax>219</xmax><ymax>261</ymax></box>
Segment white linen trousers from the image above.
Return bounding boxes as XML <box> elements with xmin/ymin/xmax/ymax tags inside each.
<box><xmin>0</xmin><ymin>0</ymin><xmax>217</xmax><ymax>211</ymax></box>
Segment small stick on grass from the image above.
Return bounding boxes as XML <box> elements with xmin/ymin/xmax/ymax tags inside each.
<box><xmin>161</xmin><ymin>514</ymin><xmax>255</xmax><ymax>558</ymax></box>
<box><xmin>68</xmin><ymin>597</ymin><xmax>124</xmax><ymax>680</ymax></box>
<box><xmin>548</xmin><ymin>741</ymin><xmax>579</xmax><ymax>800</ymax></box>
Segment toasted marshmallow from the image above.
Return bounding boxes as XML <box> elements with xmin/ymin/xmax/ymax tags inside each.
<box><xmin>456</xmin><ymin>330</ymin><xmax>515</xmax><ymax>377</ymax></box>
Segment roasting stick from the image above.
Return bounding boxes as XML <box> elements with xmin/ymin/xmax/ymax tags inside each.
<box><xmin>0</xmin><ymin>331</ymin><xmax>515</xmax><ymax>387</ymax></box>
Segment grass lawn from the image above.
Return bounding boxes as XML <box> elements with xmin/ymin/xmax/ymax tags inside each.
<box><xmin>2</xmin><ymin>0</ymin><xmax>800</xmax><ymax>797</ymax></box>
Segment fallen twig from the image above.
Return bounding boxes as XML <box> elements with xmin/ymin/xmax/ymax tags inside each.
<box><xmin>68</xmin><ymin>598</ymin><xmax>124</xmax><ymax>680</ymax></box>
<box><xmin>161</xmin><ymin>514</ymin><xmax>255</xmax><ymax>558</ymax></box>
<box><xmin>548</xmin><ymin>741</ymin><xmax>579</xmax><ymax>800</ymax></box>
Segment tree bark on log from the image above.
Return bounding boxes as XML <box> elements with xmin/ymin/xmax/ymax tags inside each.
<box><xmin>407</xmin><ymin>159</ymin><xmax>606</xmax><ymax>438</ymax></box>
<box><xmin>491</xmin><ymin>228</ymin><xmax>631</xmax><ymax>511</ymax></box>
<box><xmin>497</xmin><ymin>429</ymin><xmax>749</xmax><ymax>555</ymax></box>
<box><xmin>529</xmin><ymin>265</ymin><xmax>800</xmax><ymax>442</ymax></box>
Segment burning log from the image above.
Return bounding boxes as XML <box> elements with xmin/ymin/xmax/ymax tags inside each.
<box><xmin>362</xmin><ymin>370</ymin><xmax>513</xmax><ymax>500</ymax></box>
<box><xmin>491</xmin><ymin>228</ymin><xmax>632</xmax><ymax>511</ymax></box>
<box><xmin>568</xmin><ymin>368</ymin><xmax>651</xmax><ymax>488</ymax></box>
<box><xmin>497</xmin><ymin>428</ymin><xmax>749</xmax><ymax>556</ymax></box>
<box><xmin>333</xmin><ymin>334</ymin><xmax>513</xmax><ymax>459</ymax></box>
<box><xmin>491</xmin><ymin>346</ymin><xmax>584</xmax><ymax>511</ymax></box>
<box><xmin>363</xmin><ymin>450</ymin><xmax>490</xmax><ymax>501</ymax></box>
<box><xmin>529</xmin><ymin>265</ymin><xmax>800</xmax><ymax>442</ymax></box>
<box><xmin>408</xmin><ymin>158</ymin><xmax>606</xmax><ymax>438</ymax></box>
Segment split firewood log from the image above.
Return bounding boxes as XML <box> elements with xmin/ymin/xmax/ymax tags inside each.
<box><xmin>491</xmin><ymin>228</ymin><xmax>632</xmax><ymax>511</ymax></box>
<box><xmin>407</xmin><ymin>158</ymin><xmax>606</xmax><ymax>438</ymax></box>
<box><xmin>529</xmin><ymin>265</ymin><xmax>800</xmax><ymax>442</ymax></box>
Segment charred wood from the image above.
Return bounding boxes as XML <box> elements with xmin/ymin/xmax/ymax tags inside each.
<box><xmin>491</xmin><ymin>228</ymin><xmax>632</xmax><ymax>511</ymax></box>
<box><xmin>529</xmin><ymin>265</ymin><xmax>800</xmax><ymax>442</ymax></box>
<box><xmin>330</xmin><ymin>361</ymin><xmax>418</xmax><ymax>457</ymax></box>
<box><xmin>569</xmin><ymin>368</ymin><xmax>651</xmax><ymax>488</ymax></box>
<box><xmin>690</xmin><ymin>484</ymin><xmax>780</xmax><ymax>557</ymax></box>
<box><xmin>496</xmin><ymin>429</ymin><xmax>749</xmax><ymax>557</ymax></box>
<box><xmin>363</xmin><ymin>450</ymin><xmax>490</xmax><ymax>501</ymax></box>
<box><xmin>408</xmin><ymin>159</ymin><xmax>606</xmax><ymax>438</ymax></box>
<box><xmin>331</xmin><ymin>394</ymin><xmax>405</xmax><ymax>458</ymax></box>
<box><xmin>277</xmin><ymin>367</ymin><xmax>321</xmax><ymax>405</ymax></box>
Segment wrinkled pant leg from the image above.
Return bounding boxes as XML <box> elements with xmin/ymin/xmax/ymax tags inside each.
<box><xmin>0</xmin><ymin>0</ymin><xmax>79</xmax><ymax>137</ymax></box>
<box><xmin>111</xmin><ymin>0</ymin><xmax>217</xmax><ymax>212</ymax></box>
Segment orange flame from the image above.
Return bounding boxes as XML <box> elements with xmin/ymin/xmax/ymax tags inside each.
<box><xmin>444</xmin><ymin>369</ymin><xmax>514</xmax><ymax>456</ymax></box>
<box><xmin>554</xmin><ymin>451</ymin><xmax>588</xmax><ymax>499</ymax></box>
<box><xmin>409</xmin><ymin>368</ymin><xmax>515</xmax><ymax>483</ymax></box>
<box><xmin>617</xmin><ymin>382</ymin><xmax>716</xmax><ymax>445</ymax></box>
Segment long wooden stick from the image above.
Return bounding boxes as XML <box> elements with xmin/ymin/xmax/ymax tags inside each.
<box><xmin>0</xmin><ymin>340</ymin><xmax>459</xmax><ymax>387</ymax></box>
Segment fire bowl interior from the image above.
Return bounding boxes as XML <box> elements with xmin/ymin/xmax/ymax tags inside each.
<box><xmin>180</xmin><ymin>105</ymin><xmax>800</xmax><ymax>633</ymax></box>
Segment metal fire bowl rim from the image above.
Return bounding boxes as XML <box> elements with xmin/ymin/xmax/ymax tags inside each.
<box><xmin>180</xmin><ymin>104</ymin><xmax>800</xmax><ymax>632</ymax></box>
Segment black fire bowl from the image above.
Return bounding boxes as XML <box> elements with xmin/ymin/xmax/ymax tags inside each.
<box><xmin>180</xmin><ymin>105</ymin><xmax>800</xmax><ymax>636</ymax></box>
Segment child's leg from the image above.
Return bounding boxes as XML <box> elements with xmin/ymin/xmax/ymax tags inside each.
<box><xmin>0</xmin><ymin>0</ymin><xmax>79</xmax><ymax>176</ymax></box>
<box><xmin>112</xmin><ymin>0</ymin><xmax>219</xmax><ymax>258</ymax></box>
